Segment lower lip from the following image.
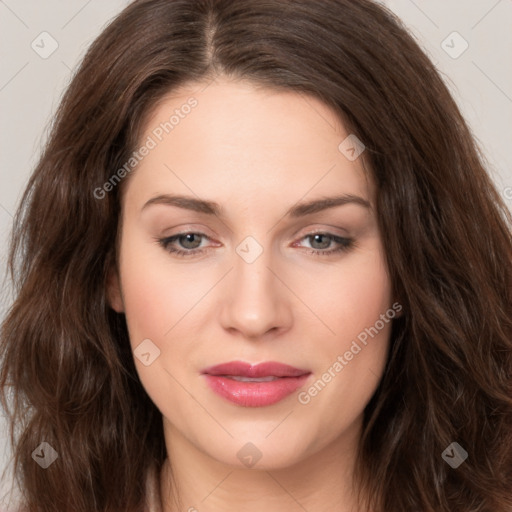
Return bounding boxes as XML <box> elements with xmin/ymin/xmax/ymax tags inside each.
<box><xmin>203</xmin><ymin>374</ymin><xmax>311</xmax><ymax>407</ymax></box>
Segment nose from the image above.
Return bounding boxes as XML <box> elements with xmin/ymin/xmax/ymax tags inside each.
<box><xmin>218</xmin><ymin>242</ymin><xmax>293</xmax><ymax>340</ymax></box>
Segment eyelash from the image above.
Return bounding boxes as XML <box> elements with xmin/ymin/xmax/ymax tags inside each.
<box><xmin>155</xmin><ymin>231</ymin><xmax>355</xmax><ymax>258</ymax></box>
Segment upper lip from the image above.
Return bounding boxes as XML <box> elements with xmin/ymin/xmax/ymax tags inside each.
<box><xmin>201</xmin><ymin>361</ymin><xmax>310</xmax><ymax>378</ymax></box>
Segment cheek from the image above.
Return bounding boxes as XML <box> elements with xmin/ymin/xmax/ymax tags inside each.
<box><xmin>299</xmin><ymin>246</ymin><xmax>392</xmax><ymax>404</ymax></box>
<box><xmin>118</xmin><ymin>234</ymin><xmax>203</xmax><ymax>343</ymax></box>
<box><xmin>121</xmin><ymin>270</ymin><xmax>172</xmax><ymax>343</ymax></box>
<box><xmin>118</xmin><ymin>238</ymin><xmax>197</xmax><ymax>415</ymax></box>
<box><xmin>309</xmin><ymin>245</ymin><xmax>392</xmax><ymax>349</ymax></box>
<box><xmin>316</xmin><ymin>266</ymin><xmax>392</xmax><ymax>399</ymax></box>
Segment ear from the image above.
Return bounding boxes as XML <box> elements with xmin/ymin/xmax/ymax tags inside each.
<box><xmin>106</xmin><ymin>266</ymin><xmax>125</xmax><ymax>313</ymax></box>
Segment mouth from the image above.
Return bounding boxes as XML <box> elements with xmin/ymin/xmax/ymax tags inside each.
<box><xmin>201</xmin><ymin>361</ymin><xmax>312</xmax><ymax>407</ymax></box>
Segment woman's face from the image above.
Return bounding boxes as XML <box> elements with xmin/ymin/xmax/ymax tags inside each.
<box><xmin>109</xmin><ymin>77</ymin><xmax>397</xmax><ymax>469</ymax></box>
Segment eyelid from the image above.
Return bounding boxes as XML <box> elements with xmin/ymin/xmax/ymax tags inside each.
<box><xmin>292</xmin><ymin>225</ymin><xmax>350</xmax><ymax>239</ymax></box>
<box><xmin>159</xmin><ymin>224</ymin><xmax>218</xmax><ymax>238</ymax></box>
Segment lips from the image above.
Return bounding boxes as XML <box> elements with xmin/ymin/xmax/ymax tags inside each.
<box><xmin>201</xmin><ymin>361</ymin><xmax>312</xmax><ymax>407</ymax></box>
<box><xmin>201</xmin><ymin>361</ymin><xmax>309</xmax><ymax>378</ymax></box>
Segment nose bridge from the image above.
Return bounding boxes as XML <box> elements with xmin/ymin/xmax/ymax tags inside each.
<box><xmin>219</xmin><ymin>234</ymin><xmax>291</xmax><ymax>337</ymax></box>
<box><xmin>235</xmin><ymin>236</ymin><xmax>274</xmax><ymax>295</ymax></box>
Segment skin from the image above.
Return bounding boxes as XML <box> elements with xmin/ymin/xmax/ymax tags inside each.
<box><xmin>107</xmin><ymin>77</ymin><xmax>400</xmax><ymax>512</ymax></box>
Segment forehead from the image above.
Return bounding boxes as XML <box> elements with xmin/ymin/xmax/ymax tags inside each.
<box><xmin>123</xmin><ymin>78</ymin><xmax>374</xmax><ymax>211</ymax></box>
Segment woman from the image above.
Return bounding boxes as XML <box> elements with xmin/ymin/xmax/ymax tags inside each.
<box><xmin>1</xmin><ymin>0</ymin><xmax>511</xmax><ymax>511</ymax></box>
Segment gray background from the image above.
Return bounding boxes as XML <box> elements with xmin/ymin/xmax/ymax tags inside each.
<box><xmin>1</xmin><ymin>0</ymin><xmax>511</xmax><ymax>508</ymax></box>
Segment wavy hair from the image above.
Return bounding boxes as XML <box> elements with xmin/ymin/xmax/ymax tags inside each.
<box><xmin>1</xmin><ymin>0</ymin><xmax>511</xmax><ymax>510</ymax></box>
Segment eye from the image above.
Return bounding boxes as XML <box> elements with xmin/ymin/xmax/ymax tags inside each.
<box><xmin>294</xmin><ymin>232</ymin><xmax>355</xmax><ymax>256</ymax></box>
<box><xmin>155</xmin><ymin>231</ymin><xmax>355</xmax><ymax>258</ymax></box>
<box><xmin>156</xmin><ymin>232</ymin><xmax>211</xmax><ymax>257</ymax></box>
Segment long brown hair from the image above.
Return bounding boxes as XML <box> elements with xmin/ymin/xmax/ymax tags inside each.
<box><xmin>1</xmin><ymin>0</ymin><xmax>511</xmax><ymax>510</ymax></box>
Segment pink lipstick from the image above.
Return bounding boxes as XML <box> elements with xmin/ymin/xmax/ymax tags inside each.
<box><xmin>201</xmin><ymin>361</ymin><xmax>311</xmax><ymax>407</ymax></box>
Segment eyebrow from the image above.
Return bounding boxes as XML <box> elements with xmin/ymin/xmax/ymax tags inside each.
<box><xmin>141</xmin><ymin>193</ymin><xmax>371</xmax><ymax>218</ymax></box>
